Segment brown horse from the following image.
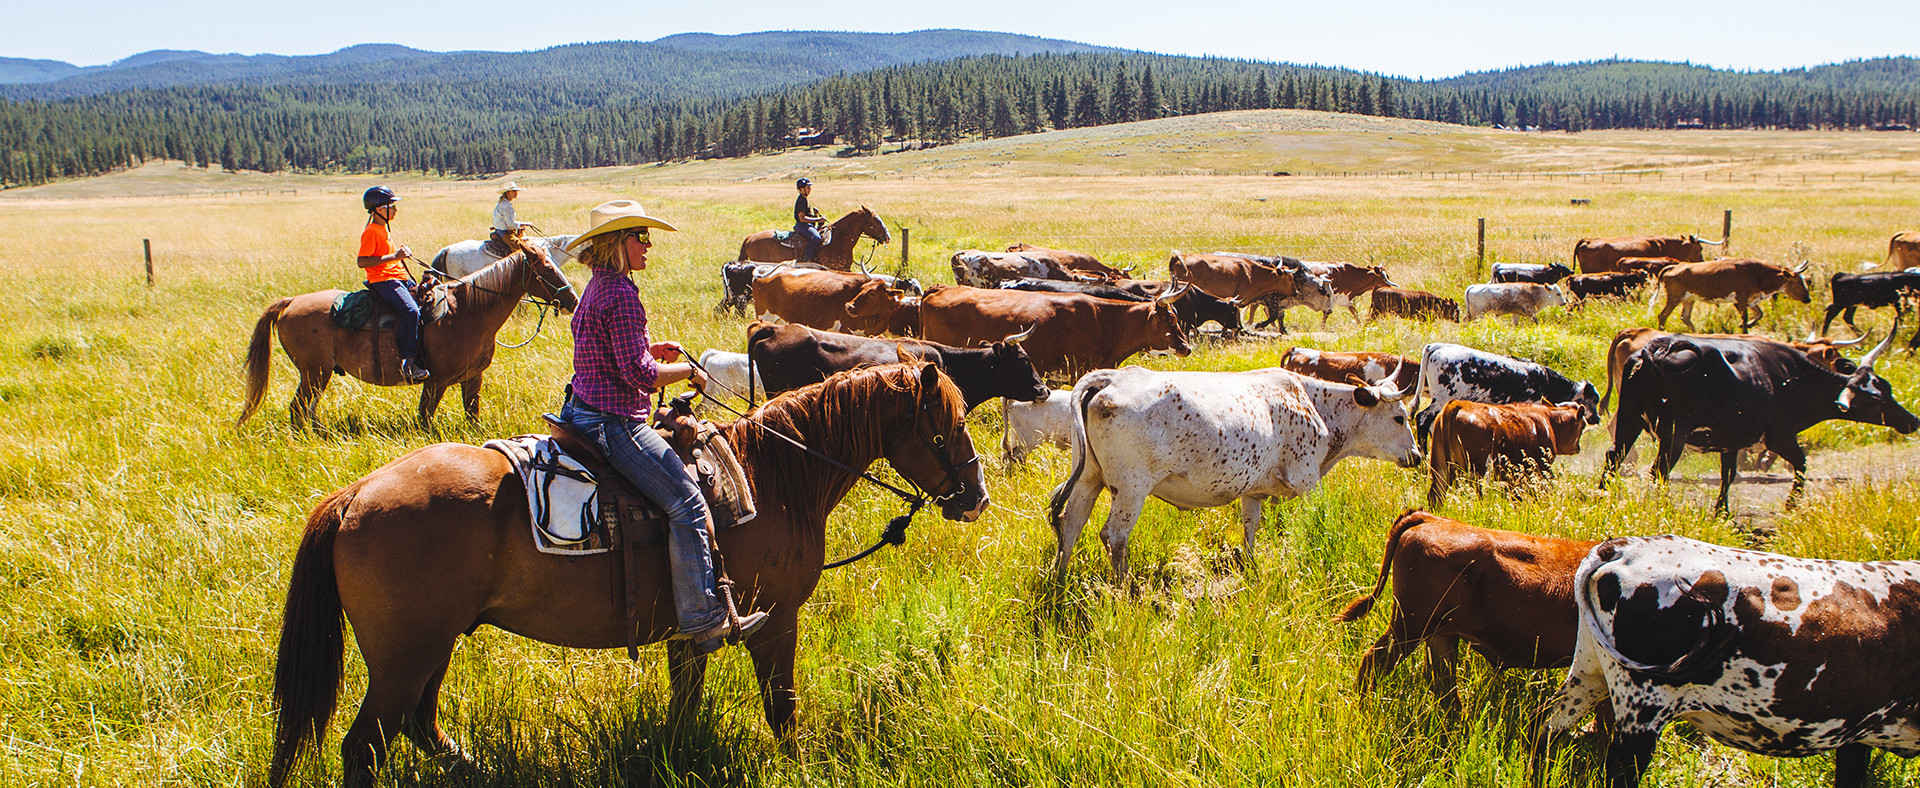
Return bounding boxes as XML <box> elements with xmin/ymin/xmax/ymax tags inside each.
<box><xmin>738</xmin><ymin>206</ymin><xmax>891</xmax><ymax>271</ymax></box>
<box><xmin>239</xmin><ymin>251</ymin><xmax>578</xmax><ymax>430</ymax></box>
<box><xmin>267</xmin><ymin>362</ymin><xmax>988</xmax><ymax>787</ymax></box>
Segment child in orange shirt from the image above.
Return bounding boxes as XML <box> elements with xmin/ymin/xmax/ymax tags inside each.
<box><xmin>358</xmin><ymin>186</ymin><xmax>429</xmax><ymax>382</ymax></box>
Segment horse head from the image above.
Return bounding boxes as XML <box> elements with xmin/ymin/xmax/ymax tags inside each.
<box><xmin>524</xmin><ymin>249</ymin><xmax>579</xmax><ymax>312</ymax></box>
<box><xmin>855</xmin><ymin>206</ymin><xmax>891</xmax><ymax>244</ymax></box>
<box><xmin>888</xmin><ymin>363</ymin><xmax>987</xmax><ymax>521</ymax></box>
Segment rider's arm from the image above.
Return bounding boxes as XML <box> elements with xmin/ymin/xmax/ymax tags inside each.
<box><xmin>357</xmin><ymin>224</ymin><xmax>409</xmax><ymax>268</ymax></box>
<box><xmin>605</xmin><ymin>284</ymin><xmax>661</xmax><ymax>394</ymax></box>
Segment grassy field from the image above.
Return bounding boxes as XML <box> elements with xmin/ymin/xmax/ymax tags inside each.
<box><xmin>5</xmin><ymin>109</ymin><xmax>1920</xmax><ymax>787</ymax></box>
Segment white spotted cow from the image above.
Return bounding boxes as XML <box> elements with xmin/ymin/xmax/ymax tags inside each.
<box><xmin>1002</xmin><ymin>389</ymin><xmax>1074</xmax><ymax>464</ymax></box>
<box><xmin>1412</xmin><ymin>343</ymin><xmax>1601</xmax><ymax>443</ymax></box>
<box><xmin>1546</xmin><ymin>535</ymin><xmax>1920</xmax><ymax>788</ymax></box>
<box><xmin>1463</xmin><ymin>282</ymin><xmax>1567</xmax><ymax>322</ymax></box>
<box><xmin>1047</xmin><ymin>365</ymin><xmax>1422</xmax><ymax>581</ymax></box>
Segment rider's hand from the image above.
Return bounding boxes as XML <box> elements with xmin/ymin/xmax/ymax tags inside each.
<box><xmin>394</xmin><ymin>245</ymin><xmax>413</xmax><ymax>260</ymax></box>
<box><xmin>649</xmin><ymin>341</ymin><xmax>684</xmax><ymax>362</ymax></box>
<box><xmin>688</xmin><ymin>366</ymin><xmax>709</xmax><ymax>391</ymax></box>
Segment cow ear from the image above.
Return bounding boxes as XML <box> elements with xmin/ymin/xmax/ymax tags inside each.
<box><xmin>1353</xmin><ymin>386</ymin><xmax>1381</xmax><ymax>407</ymax></box>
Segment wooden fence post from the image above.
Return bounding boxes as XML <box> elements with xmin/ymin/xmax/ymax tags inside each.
<box><xmin>1476</xmin><ymin>218</ymin><xmax>1486</xmax><ymax>272</ymax></box>
<box><xmin>1722</xmin><ymin>209</ymin><xmax>1732</xmax><ymax>253</ymax></box>
<box><xmin>900</xmin><ymin>227</ymin><xmax>910</xmax><ymax>275</ymax></box>
<box><xmin>143</xmin><ymin>239</ymin><xmax>154</xmax><ymax>287</ymax></box>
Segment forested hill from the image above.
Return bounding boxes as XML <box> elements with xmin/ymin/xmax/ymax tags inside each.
<box><xmin>3</xmin><ymin>37</ymin><xmax>1918</xmax><ymax>187</ymax></box>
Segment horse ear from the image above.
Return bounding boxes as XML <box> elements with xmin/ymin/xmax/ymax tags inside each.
<box><xmin>918</xmin><ymin>358</ymin><xmax>942</xmax><ymax>392</ymax></box>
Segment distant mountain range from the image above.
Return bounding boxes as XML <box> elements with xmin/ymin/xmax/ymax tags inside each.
<box><xmin>0</xmin><ymin>31</ymin><xmax>1112</xmax><ymax>100</ymax></box>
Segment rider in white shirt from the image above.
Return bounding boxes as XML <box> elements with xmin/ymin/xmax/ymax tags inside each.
<box><xmin>490</xmin><ymin>182</ymin><xmax>529</xmax><ymax>254</ymax></box>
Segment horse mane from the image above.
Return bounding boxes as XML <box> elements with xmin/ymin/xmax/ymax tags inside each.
<box><xmin>453</xmin><ymin>252</ymin><xmax>527</xmax><ymax>311</ymax></box>
<box><xmin>722</xmin><ymin>363</ymin><xmax>960</xmax><ymax>529</ymax></box>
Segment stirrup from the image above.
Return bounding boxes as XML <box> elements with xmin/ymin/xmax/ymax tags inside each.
<box><xmin>689</xmin><ymin>611</ymin><xmax>770</xmax><ymax>656</ymax></box>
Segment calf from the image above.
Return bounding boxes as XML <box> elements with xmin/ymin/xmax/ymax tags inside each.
<box><xmin>1412</xmin><ymin>342</ymin><xmax>1601</xmax><ymax>443</ymax></box>
<box><xmin>694</xmin><ymin>349</ymin><xmax>765</xmax><ymax>401</ymax></box>
<box><xmin>745</xmin><ymin>320</ymin><xmax>1049</xmax><ymax>413</ymax></box>
<box><xmin>1463</xmin><ymin>282</ymin><xmax>1566</xmax><ymax>322</ymax></box>
<box><xmin>1546</xmin><ymin>535</ymin><xmax>1920</xmax><ymax>788</ymax></box>
<box><xmin>1337</xmin><ymin>509</ymin><xmax>1598</xmax><ymax>715</ymax></box>
<box><xmin>1563</xmin><ymin>271</ymin><xmax>1648</xmax><ymax>303</ymax></box>
<box><xmin>1426</xmin><ymin>400</ymin><xmax>1586</xmax><ymax>508</ymax></box>
<box><xmin>1370</xmin><ymin>286</ymin><xmax>1460</xmax><ymax>322</ymax></box>
<box><xmin>1256</xmin><ymin>261</ymin><xmax>1397</xmax><ymax>331</ymax></box>
<box><xmin>1490</xmin><ymin>262</ymin><xmax>1573</xmax><ymax>285</ymax></box>
<box><xmin>1651</xmin><ymin>258</ymin><xmax>1812</xmax><ymax>332</ymax></box>
<box><xmin>1280</xmin><ymin>347</ymin><xmax>1420</xmax><ymax>392</ymax></box>
<box><xmin>1823</xmin><ymin>269</ymin><xmax>1920</xmax><ymax>339</ymax></box>
<box><xmin>1001</xmin><ymin>389</ymin><xmax>1074</xmax><ymax>463</ymax></box>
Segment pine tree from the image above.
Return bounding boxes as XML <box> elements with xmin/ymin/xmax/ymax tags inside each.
<box><xmin>1139</xmin><ymin>66</ymin><xmax>1160</xmax><ymax>119</ymax></box>
<box><xmin>1110</xmin><ymin>68</ymin><xmax>1135</xmax><ymax>123</ymax></box>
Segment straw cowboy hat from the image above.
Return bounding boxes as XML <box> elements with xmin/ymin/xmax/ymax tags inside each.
<box><xmin>498</xmin><ymin>181</ymin><xmax>522</xmax><ymax>195</ymax></box>
<box><xmin>565</xmin><ymin>199</ymin><xmax>679</xmax><ymax>252</ymax></box>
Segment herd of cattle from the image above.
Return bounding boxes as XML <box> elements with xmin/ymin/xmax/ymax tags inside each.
<box><xmin>700</xmin><ymin>231</ymin><xmax>1920</xmax><ymax>787</ymax></box>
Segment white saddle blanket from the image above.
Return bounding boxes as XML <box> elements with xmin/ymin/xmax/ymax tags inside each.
<box><xmin>485</xmin><ymin>435</ymin><xmax>604</xmax><ymax>552</ymax></box>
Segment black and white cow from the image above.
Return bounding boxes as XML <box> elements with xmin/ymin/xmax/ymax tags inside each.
<box><xmin>1412</xmin><ymin>343</ymin><xmax>1601</xmax><ymax>442</ymax></box>
<box><xmin>1547</xmin><ymin>534</ymin><xmax>1920</xmax><ymax>788</ymax></box>
<box><xmin>1463</xmin><ymin>282</ymin><xmax>1567</xmax><ymax>322</ymax></box>
<box><xmin>1490</xmin><ymin>262</ymin><xmax>1573</xmax><ymax>285</ymax></box>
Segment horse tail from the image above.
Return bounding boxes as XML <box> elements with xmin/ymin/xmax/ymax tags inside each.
<box><xmin>268</xmin><ymin>486</ymin><xmax>353</xmax><ymax>788</ymax></box>
<box><xmin>239</xmin><ymin>297</ymin><xmax>293</xmax><ymax>424</ymax></box>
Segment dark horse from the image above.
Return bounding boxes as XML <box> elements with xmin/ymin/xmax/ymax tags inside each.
<box><xmin>738</xmin><ymin>206</ymin><xmax>891</xmax><ymax>271</ymax></box>
<box><xmin>239</xmin><ymin>250</ymin><xmax>578</xmax><ymax>430</ymax></box>
<box><xmin>267</xmin><ymin>363</ymin><xmax>988</xmax><ymax>787</ymax></box>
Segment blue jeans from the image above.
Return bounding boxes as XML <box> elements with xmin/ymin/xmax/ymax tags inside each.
<box><xmin>366</xmin><ymin>279</ymin><xmax>422</xmax><ymax>363</ymax></box>
<box><xmin>561</xmin><ymin>399</ymin><xmax>725</xmax><ymax>635</ymax></box>
<box><xmin>794</xmin><ymin>222</ymin><xmax>823</xmax><ymax>262</ymax></box>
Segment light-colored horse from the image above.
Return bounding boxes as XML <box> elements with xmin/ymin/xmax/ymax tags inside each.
<box><xmin>430</xmin><ymin>234</ymin><xmax>578</xmax><ymax>278</ymax></box>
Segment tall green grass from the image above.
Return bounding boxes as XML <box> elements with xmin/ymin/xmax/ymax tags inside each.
<box><xmin>3</xmin><ymin>135</ymin><xmax>1920</xmax><ymax>787</ymax></box>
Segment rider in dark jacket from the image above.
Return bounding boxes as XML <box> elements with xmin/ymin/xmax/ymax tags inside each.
<box><xmin>792</xmin><ymin>177</ymin><xmax>823</xmax><ymax>262</ymax></box>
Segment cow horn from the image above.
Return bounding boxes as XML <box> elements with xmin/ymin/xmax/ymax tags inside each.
<box><xmin>1373</xmin><ymin>359</ymin><xmax>1414</xmax><ymax>402</ymax></box>
<box><xmin>1003</xmin><ymin>325</ymin><xmax>1036</xmax><ymax>345</ymax></box>
<box><xmin>1831</xmin><ymin>331</ymin><xmax>1870</xmax><ymax>347</ymax></box>
<box><xmin>1792</xmin><ymin>261</ymin><xmax>1811</xmax><ymax>274</ymax></box>
<box><xmin>1860</xmin><ymin>318</ymin><xmax>1898</xmax><ymax>369</ymax></box>
<box><xmin>1157</xmin><ymin>284</ymin><xmax>1188</xmax><ymax>303</ymax></box>
<box><xmin>858</xmin><ymin>261</ymin><xmax>872</xmax><ymax>276</ymax></box>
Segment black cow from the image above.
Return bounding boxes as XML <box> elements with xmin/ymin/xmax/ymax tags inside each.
<box><xmin>1602</xmin><ymin>330</ymin><xmax>1919</xmax><ymax>512</ymax></box>
<box><xmin>1490</xmin><ymin>262</ymin><xmax>1573</xmax><ymax>285</ymax></box>
<box><xmin>1412</xmin><ymin>342</ymin><xmax>1601</xmax><ymax>443</ymax></box>
<box><xmin>1823</xmin><ymin>270</ymin><xmax>1920</xmax><ymax>341</ymax></box>
<box><xmin>745</xmin><ymin>321</ymin><xmax>1049</xmax><ymax>412</ymax></box>
<box><xmin>997</xmin><ymin>278</ymin><xmax>1243</xmax><ymax>336</ymax></box>
<box><xmin>1563</xmin><ymin>271</ymin><xmax>1648</xmax><ymax>303</ymax></box>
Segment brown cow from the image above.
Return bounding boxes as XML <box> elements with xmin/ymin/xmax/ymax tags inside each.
<box><xmin>1563</xmin><ymin>271</ymin><xmax>1649</xmax><ymax>304</ymax></box>
<box><xmin>1652</xmin><ymin>258</ymin><xmax>1812</xmax><ymax>331</ymax></box>
<box><xmin>1426</xmin><ymin>400</ymin><xmax>1587</xmax><ymax>508</ymax></box>
<box><xmin>1006</xmin><ymin>243</ymin><xmax>1131</xmax><ymax>281</ymax></box>
<box><xmin>1280</xmin><ymin>348</ymin><xmax>1420</xmax><ymax>393</ymax></box>
<box><xmin>1573</xmin><ymin>235</ymin><xmax>1709</xmax><ymax>274</ymax></box>
<box><xmin>1254</xmin><ymin>261</ymin><xmax>1394</xmax><ymax>331</ymax></box>
<box><xmin>1615</xmin><ymin>256</ymin><xmax>1684</xmax><ymax>277</ymax></box>
<box><xmin>1598</xmin><ymin>326</ymin><xmax>1867</xmax><ymax>412</ymax></box>
<box><xmin>918</xmin><ymin>285</ymin><xmax>1190</xmax><ymax>381</ymax></box>
<box><xmin>753</xmin><ymin>269</ymin><xmax>910</xmax><ymax>336</ymax></box>
<box><xmin>1335</xmin><ymin>509</ymin><xmax>1599</xmax><ymax>716</ymax></box>
<box><xmin>1166</xmin><ymin>251</ymin><xmax>1312</xmax><ymax>305</ymax></box>
<box><xmin>1368</xmin><ymin>286</ymin><xmax>1459</xmax><ymax>322</ymax></box>
<box><xmin>1888</xmin><ymin>231</ymin><xmax>1920</xmax><ymax>270</ymax></box>
<box><xmin>844</xmin><ymin>283</ymin><xmax>920</xmax><ymax>337</ymax></box>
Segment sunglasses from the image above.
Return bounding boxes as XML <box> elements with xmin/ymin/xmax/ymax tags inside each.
<box><xmin>619</xmin><ymin>228</ymin><xmax>651</xmax><ymax>244</ymax></box>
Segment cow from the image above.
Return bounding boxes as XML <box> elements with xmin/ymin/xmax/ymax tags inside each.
<box><xmin>1336</xmin><ymin>509</ymin><xmax>1599</xmax><ymax>716</ymax></box>
<box><xmin>1651</xmin><ymin>258</ymin><xmax>1813</xmax><ymax>332</ymax></box>
<box><xmin>843</xmin><ymin>280</ymin><xmax>920</xmax><ymax>337</ymax></box>
<box><xmin>1001</xmin><ymin>389</ymin><xmax>1074</xmax><ymax>463</ymax></box>
<box><xmin>1047</xmin><ymin>365</ymin><xmax>1420</xmax><ymax>581</ymax></box>
<box><xmin>1888</xmin><ymin>231</ymin><xmax>1920</xmax><ymax>269</ymax></box>
<box><xmin>1411</xmin><ymin>343</ymin><xmax>1601</xmax><ymax>444</ymax></box>
<box><xmin>1167</xmin><ymin>251</ymin><xmax>1325</xmax><ymax>307</ymax></box>
<box><xmin>1615</xmin><ymin>256</ymin><xmax>1685</xmax><ymax>277</ymax></box>
<box><xmin>1545</xmin><ymin>534</ymin><xmax>1920</xmax><ymax>788</ymax></box>
<box><xmin>1426</xmin><ymin>400</ymin><xmax>1587</xmax><ymax>508</ymax></box>
<box><xmin>1563</xmin><ymin>271</ymin><xmax>1649</xmax><ymax>303</ymax></box>
<box><xmin>1599</xmin><ymin>327</ymin><xmax>1870</xmax><ymax>412</ymax></box>
<box><xmin>1490</xmin><ymin>262</ymin><xmax>1573</xmax><ymax>285</ymax></box>
<box><xmin>1463</xmin><ymin>282</ymin><xmax>1567</xmax><ymax>322</ymax></box>
<box><xmin>1280</xmin><ymin>347</ymin><xmax>1420</xmax><ymax>393</ymax></box>
<box><xmin>1255</xmin><ymin>261</ymin><xmax>1396</xmax><ymax>331</ymax></box>
<box><xmin>1006</xmin><ymin>243</ymin><xmax>1131</xmax><ymax>281</ymax></box>
<box><xmin>999</xmin><ymin>278</ymin><xmax>1245</xmax><ymax>336</ymax></box>
<box><xmin>718</xmin><ymin>260</ymin><xmax>825</xmax><ymax>316</ymax></box>
<box><xmin>753</xmin><ymin>269</ymin><xmax>915</xmax><ymax>336</ymax></box>
<box><xmin>1245</xmin><ymin>266</ymin><xmax>1335</xmax><ymax>335</ymax></box>
<box><xmin>694</xmin><ymin>349</ymin><xmax>765</xmax><ymax>401</ymax></box>
<box><xmin>1823</xmin><ymin>269</ymin><xmax>1920</xmax><ymax>339</ymax></box>
<box><xmin>1573</xmin><ymin>234</ymin><xmax>1712</xmax><ymax>274</ymax></box>
<box><xmin>1369</xmin><ymin>287</ymin><xmax>1460</xmax><ymax>322</ymax></box>
<box><xmin>743</xmin><ymin>321</ymin><xmax>1049</xmax><ymax>413</ymax></box>
<box><xmin>950</xmin><ymin>249</ymin><xmax>1090</xmax><ymax>287</ymax></box>
<box><xmin>1601</xmin><ymin>329</ymin><xmax>1919</xmax><ymax>512</ymax></box>
<box><xmin>918</xmin><ymin>285</ymin><xmax>1191</xmax><ymax>381</ymax></box>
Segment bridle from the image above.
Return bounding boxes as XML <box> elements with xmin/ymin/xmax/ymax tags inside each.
<box><xmin>683</xmin><ymin>355</ymin><xmax>976</xmax><ymax>569</ymax></box>
<box><xmin>434</xmin><ymin>252</ymin><xmax>575</xmax><ymax>348</ymax></box>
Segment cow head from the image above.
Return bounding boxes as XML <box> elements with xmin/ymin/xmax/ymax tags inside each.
<box><xmin>1782</xmin><ymin>261</ymin><xmax>1813</xmax><ymax>303</ymax></box>
<box><xmin>1369</xmin><ymin>266</ymin><xmax>1396</xmax><ymax>289</ymax></box>
<box><xmin>1573</xmin><ymin>382</ymin><xmax>1603</xmax><ymax>424</ymax></box>
<box><xmin>1835</xmin><ymin>329</ymin><xmax>1920</xmax><ymax>433</ymax></box>
<box><xmin>980</xmin><ymin>333</ymin><xmax>1051</xmax><ymax>404</ymax></box>
<box><xmin>845</xmin><ymin>280</ymin><xmax>914</xmax><ymax>336</ymax></box>
<box><xmin>1349</xmin><ymin>366</ymin><xmax>1422</xmax><ymax>468</ymax></box>
<box><xmin>1545</xmin><ymin>402</ymin><xmax>1590</xmax><ymax>454</ymax></box>
<box><xmin>1149</xmin><ymin>287</ymin><xmax>1194</xmax><ymax>357</ymax></box>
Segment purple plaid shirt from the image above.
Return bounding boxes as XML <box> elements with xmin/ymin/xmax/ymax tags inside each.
<box><xmin>570</xmin><ymin>268</ymin><xmax>660</xmax><ymax>419</ymax></box>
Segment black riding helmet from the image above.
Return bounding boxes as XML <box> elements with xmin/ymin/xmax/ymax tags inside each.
<box><xmin>363</xmin><ymin>185</ymin><xmax>400</xmax><ymax>213</ymax></box>
<box><xmin>795</xmin><ymin>177</ymin><xmax>811</xmax><ymax>189</ymax></box>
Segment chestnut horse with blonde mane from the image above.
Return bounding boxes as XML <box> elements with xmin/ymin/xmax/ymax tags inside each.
<box><xmin>267</xmin><ymin>363</ymin><xmax>988</xmax><ymax>787</ymax></box>
<box><xmin>738</xmin><ymin>206</ymin><xmax>891</xmax><ymax>271</ymax></box>
<box><xmin>239</xmin><ymin>251</ymin><xmax>578</xmax><ymax>430</ymax></box>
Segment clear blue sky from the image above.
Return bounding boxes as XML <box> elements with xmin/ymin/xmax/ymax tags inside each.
<box><xmin>6</xmin><ymin>0</ymin><xmax>1916</xmax><ymax>80</ymax></box>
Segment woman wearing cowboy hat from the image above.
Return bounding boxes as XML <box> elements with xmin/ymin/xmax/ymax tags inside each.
<box><xmin>490</xmin><ymin>182</ymin><xmax>530</xmax><ymax>254</ymax></box>
<box><xmin>559</xmin><ymin>199</ymin><xmax>767</xmax><ymax>654</ymax></box>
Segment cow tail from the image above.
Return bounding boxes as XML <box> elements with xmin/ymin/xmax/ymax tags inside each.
<box><xmin>239</xmin><ymin>297</ymin><xmax>294</xmax><ymax>425</ymax></box>
<box><xmin>1046</xmin><ymin>377</ymin><xmax>1110</xmax><ymax>529</ymax></box>
<box><xmin>1333</xmin><ymin>509</ymin><xmax>1427</xmax><ymax>622</ymax></box>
